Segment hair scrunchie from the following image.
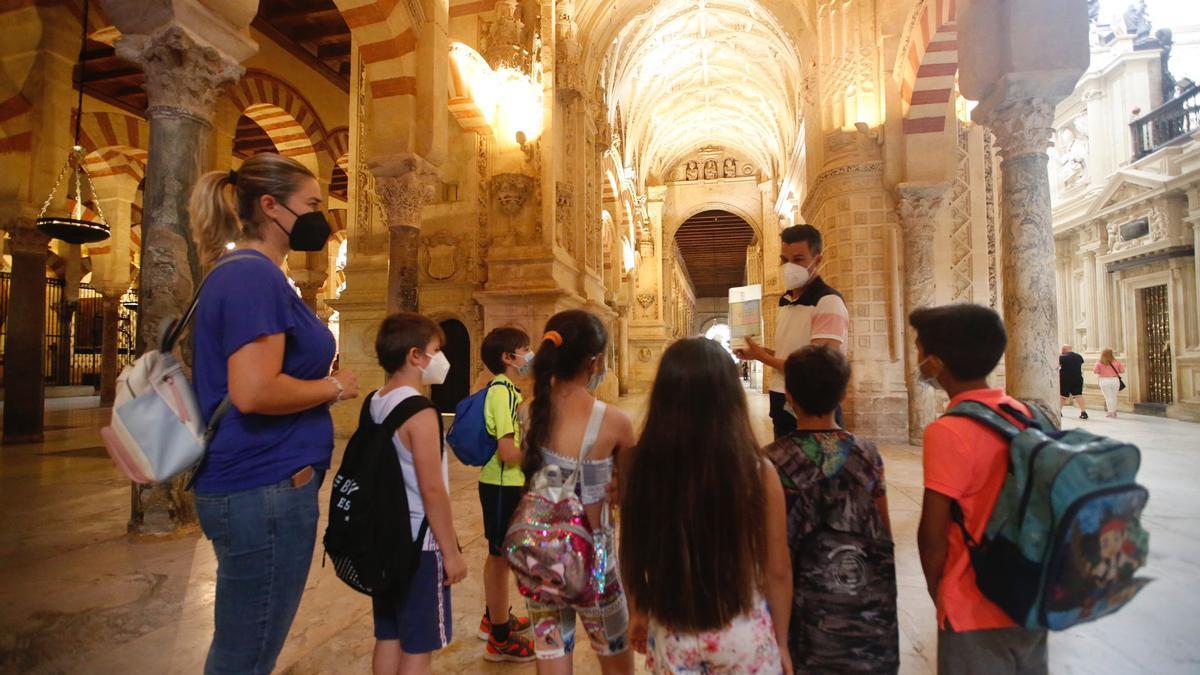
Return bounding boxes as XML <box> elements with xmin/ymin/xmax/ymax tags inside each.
<box><xmin>227</xmin><ymin>169</ymin><xmax>239</xmax><ymax>186</ymax></box>
<box><xmin>543</xmin><ymin>330</ymin><xmax>564</xmax><ymax>347</ymax></box>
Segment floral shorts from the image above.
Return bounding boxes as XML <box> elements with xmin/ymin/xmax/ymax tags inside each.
<box><xmin>526</xmin><ymin>570</ymin><xmax>629</xmax><ymax>659</ymax></box>
<box><xmin>646</xmin><ymin>597</ymin><xmax>782</xmax><ymax>674</ymax></box>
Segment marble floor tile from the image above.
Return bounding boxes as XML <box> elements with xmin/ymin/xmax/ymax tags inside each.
<box><xmin>0</xmin><ymin>395</ymin><xmax>1197</xmax><ymax>673</ymax></box>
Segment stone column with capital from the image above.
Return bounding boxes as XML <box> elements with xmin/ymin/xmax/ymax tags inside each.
<box><xmin>988</xmin><ymin>98</ymin><xmax>1061</xmax><ymax>420</ymax></box>
<box><xmin>115</xmin><ymin>26</ymin><xmax>246</xmax><ymax>353</ymax></box>
<box><xmin>371</xmin><ymin>155</ymin><xmax>437</xmax><ymax>313</ymax></box>
<box><xmin>1081</xmin><ymin>247</ymin><xmax>1098</xmax><ymax>351</ymax></box>
<box><xmin>2</xmin><ymin>226</ymin><xmax>50</xmax><ymax>442</ymax></box>
<box><xmin>897</xmin><ymin>182</ymin><xmax>948</xmax><ymax>445</ymax></box>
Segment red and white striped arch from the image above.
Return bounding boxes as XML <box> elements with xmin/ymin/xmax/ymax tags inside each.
<box><xmin>899</xmin><ymin>0</ymin><xmax>959</xmax><ymax>135</ymax></box>
<box><xmin>335</xmin><ymin>0</ymin><xmax>420</xmax><ymax>99</ymax></box>
<box><xmin>78</xmin><ymin>111</ymin><xmax>150</xmax><ymax>183</ymax></box>
<box><xmin>228</xmin><ymin>71</ymin><xmax>330</xmax><ymax>169</ymax></box>
<box><xmin>0</xmin><ymin>93</ymin><xmax>32</xmax><ymax>155</ymax></box>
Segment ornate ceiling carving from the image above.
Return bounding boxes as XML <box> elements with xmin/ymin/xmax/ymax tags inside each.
<box><xmin>600</xmin><ymin>0</ymin><xmax>803</xmax><ymax>184</ymax></box>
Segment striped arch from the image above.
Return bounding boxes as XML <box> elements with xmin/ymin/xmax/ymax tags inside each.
<box><xmin>227</xmin><ymin>71</ymin><xmax>330</xmax><ymax>172</ymax></box>
<box><xmin>324</xmin><ymin>126</ymin><xmax>350</xmax><ymax>163</ymax></box>
<box><xmin>333</xmin><ymin>0</ymin><xmax>419</xmax><ymax>99</ymax></box>
<box><xmin>898</xmin><ymin>0</ymin><xmax>959</xmax><ymax>135</ymax></box>
<box><xmin>0</xmin><ymin>93</ymin><xmax>32</xmax><ymax>155</ymax></box>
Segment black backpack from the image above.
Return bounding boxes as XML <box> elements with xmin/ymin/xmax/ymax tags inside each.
<box><xmin>324</xmin><ymin>390</ymin><xmax>443</xmax><ymax>598</ymax></box>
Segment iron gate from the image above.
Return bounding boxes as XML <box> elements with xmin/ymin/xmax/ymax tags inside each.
<box><xmin>0</xmin><ymin>272</ymin><xmax>138</xmax><ymax>388</ymax></box>
<box><xmin>1140</xmin><ymin>284</ymin><xmax>1173</xmax><ymax>404</ymax></box>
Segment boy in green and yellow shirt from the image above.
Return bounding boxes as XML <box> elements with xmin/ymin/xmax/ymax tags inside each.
<box><xmin>477</xmin><ymin>327</ymin><xmax>535</xmax><ymax>661</ymax></box>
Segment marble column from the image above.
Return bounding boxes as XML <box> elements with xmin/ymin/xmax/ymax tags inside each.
<box><xmin>2</xmin><ymin>226</ymin><xmax>50</xmax><ymax>442</ymax></box>
<box><xmin>116</xmin><ymin>27</ymin><xmax>243</xmax><ymax>352</ymax></box>
<box><xmin>616</xmin><ymin>304</ymin><xmax>630</xmax><ymax>395</ymax></box>
<box><xmin>288</xmin><ymin>248</ymin><xmax>330</xmax><ymax>316</ymax></box>
<box><xmin>990</xmin><ymin>98</ymin><xmax>1061</xmax><ymax>421</ymax></box>
<box><xmin>371</xmin><ymin>154</ymin><xmax>437</xmax><ymax>313</ymax></box>
<box><xmin>98</xmin><ymin>292</ymin><xmax>123</xmax><ymax>406</ymax></box>
<box><xmin>1082</xmin><ymin>248</ymin><xmax>1098</xmax><ymax>351</ymax></box>
<box><xmin>897</xmin><ymin>182</ymin><xmax>948</xmax><ymax>446</ymax></box>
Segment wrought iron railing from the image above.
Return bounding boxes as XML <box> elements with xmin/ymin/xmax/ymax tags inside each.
<box><xmin>1130</xmin><ymin>83</ymin><xmax>1200</xmax><ymax>159</ymax></box>
<box><xmin>0</xmin><ymin>272</ymin><xmax>138</xmax><ymax>388</ymax></box>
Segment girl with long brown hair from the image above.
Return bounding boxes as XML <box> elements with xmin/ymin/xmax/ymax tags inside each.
<box><xmin>520</xmin><ymin>309</ymin><xmax>636</xmax><ymax>675</ymax></box>
<box><xmin>188</xmin><ymin>152</ymin><xmax>359</xmax><ymax>674</ymax></box>
<box><xmin>621</xmin><ymin>337</ymin><xmax>792</xmax><ymax>674</ymax></box>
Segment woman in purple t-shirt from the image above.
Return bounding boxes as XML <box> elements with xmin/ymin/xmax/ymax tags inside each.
<box><xmin>188</xmin><ymin>152</ymin><xmax>360</xmax><ymax>674</ymax></box>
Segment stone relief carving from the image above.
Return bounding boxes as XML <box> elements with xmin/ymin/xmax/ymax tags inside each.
<box><xmin>636</xmin><ymin>292</ymin><xmax>656</xmax><ymax>319</ymax></box>
<box><xmin>116</xmin><ymin>26</ymin><xmax>243</xmax><ymax>119</ymax></box>
<box><xmin>1055</xmin><ymin>114</ymin><xmax>1089</xmax><ymax>191</ymax></box>
<box><xmin>474</xmin><ymin>135</ymin><xmax>490</xmax><ymax>284</ymax></box>
<box><xmin>637</xmin><ymin>347</ymin><xmax>653</xmax><ymax>363</ymax></box>
<box><xmin>685</xmin><ymin>161</ymin><xmax>699</xmax><ymax>181</ymax></box>
<box><xmin>674</xmin><ymin>155</ymin><xmax>751</xmax><ymax>182</ymax></box>
<box><xmin>950</xmin><ymin>125</ymin><xmax>974</xmax><ymax>302</ymax></box>
<box><xmin>722</xmin><ymin>158</ymin><xmax>737</xmax><ymax>178</ymax></box>
<box><xmin>1103</xmin><ymin>182</ymin><xmax>1152</xmax><ymax>209</ymax></box>
<box><xmin>493</xmin><ymin>173</ymin><xmax>534</xmax><ymax>216</ymax></box>
<box><xmin>983</xmin><ymin>130</ymin><xmax>999</xmax><ymax>309</ymax></box>
<box><xmin>1149</xmin><ymin>207</ymin><xmax>1167</xmax><ymax>240</ymax></box>
<box><xmin>703</xmin><ymin>160</ymin><xmax>719</xmax><ymax>180</ymax></box>
<box><xmin>637</xmin><ymin>220</ymin><xmax>654</xmax><ymax>258</ymax></box>
<box><xmin>421</xmin><ymin>230</ymin><xmax>461</xmax><ymax>281</ymax></box>
<box><xmin>555</xmin><ymin>0</ymin><xmax>582</xmax><ymax>100</ymax></box>
<box><xmin>484</xmin><ymin>0</ymin><xmax>526</xmax><ymax>70</ymax></box>
<box><xmin>555</xmin><ymin>181</ymin><xmax>575</xmax><ymax>255</ymax></box>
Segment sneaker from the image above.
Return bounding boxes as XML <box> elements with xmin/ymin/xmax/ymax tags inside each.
<box><xmin>477</xmin><ymin>610</ymin><xmax>532</xmax><ymax>640</ymax></box>
<box><xmin>484</xmin><ymin>632</ymin><xmax>536</xmax><ymax>663</ymax></box>
<box><xmin>1080</xmin><ymin>412</ymin><xmax>1089</xmax><ymax>420</ymax></box>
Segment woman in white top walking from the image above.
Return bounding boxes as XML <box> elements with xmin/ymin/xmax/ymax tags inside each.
<box><xmin>1094</xmin><ymin>348</ymin><xmax>1126</xmax><ymax>418</ymax></box>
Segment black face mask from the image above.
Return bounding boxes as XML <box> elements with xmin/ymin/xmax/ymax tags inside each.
<box><xmin>273</xmin><ymin>199</ymin><xmax>332</xmax><ymax>252</ymax></box>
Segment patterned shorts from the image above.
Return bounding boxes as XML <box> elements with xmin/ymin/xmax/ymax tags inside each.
<box><xmin>526</xmin><ymin>569</ymin><xmax>629</xmax><ymax>659</ymax></box>
<box><xmin>646</xmin><ymin>598</ymin><xmax>783</xmax><ymax>674</ymax></box>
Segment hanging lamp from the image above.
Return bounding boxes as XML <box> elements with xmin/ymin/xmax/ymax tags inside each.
<box><xmin>35</xmin><ymin>0</ymin><xmax>111</xmax><ymax>245</ymax></box>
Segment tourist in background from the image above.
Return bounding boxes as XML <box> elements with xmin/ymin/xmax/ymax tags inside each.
<box><xmin>521</xmin><ymin>310</ymin><xmax>636</xmax><ymax>674</ymax></box>
<box><xmin>763</xmin><ymin>345</ymin><xmax>897</xmax><ymax>673</ymax></box>
<box><xmin>1094</xmin><ymin>349</ymin><xmax>1126</xmax><ymax>418</ymax></box>
<box><xmin>735</xmin><ymin>224</ymin><xmax>849</xmax><ymax>438</ymax></box>
<box><xmin>1059</xmin><ymin>344</ymin><xmax>1088</xmax><ymax>420</ymax></box>
<box><xmin>188</xmin><ymin>153</ymin><xmax>359</xmax><ymax>674</ymax></box>
<box><xmin>623</xmin><ymin>337</ymin><xmax>792</xmax><ymax>674</ymax></box>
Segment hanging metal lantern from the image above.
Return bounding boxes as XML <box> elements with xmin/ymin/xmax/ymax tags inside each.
<box><xmin>35</xmin><ymin>145</ymin><xmax>111</xmax><ymax>244</ymax></box>
<box><xmin>35</xmin><ymin>0</ymin><xmax>111</xmax><ymax>245</ymax></box>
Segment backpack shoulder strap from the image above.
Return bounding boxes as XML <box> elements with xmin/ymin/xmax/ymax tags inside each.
<box><xmin>382</xmin><ymin>394</ymin><xmax>445</xmax><ymax>454</ymax></box>
<box><xmin>357</xmin><ymin>390</ymin><xmax>378</xmax><ymax>428</ymax></box>
<box><xmin>942</xmin><ymin>400</ymin><xmax>1022</xmax><ymax>441</ymax></box>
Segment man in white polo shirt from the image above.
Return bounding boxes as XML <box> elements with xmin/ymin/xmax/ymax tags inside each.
<box><xmin>736</xmin><ymin>224</ymin><xmax>849</xmax><ymax>438</ymax></box>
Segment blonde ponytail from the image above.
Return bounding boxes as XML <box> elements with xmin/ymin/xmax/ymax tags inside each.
<box><xmin>188</xmin><ymin>153</ymin><xmax>316</xmax><ymax>268</ymax></box>
<box><xmin>190</xmin><ymin>171</ymin><xmax>240</xmax><ymax>268</ymax></box>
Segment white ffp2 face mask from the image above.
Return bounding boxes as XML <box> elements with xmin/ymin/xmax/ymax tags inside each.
<box><xmin>421</xmin><ymin>351</ymin><xmax>451</xmax><ymax>385</ymax></box>
<box><xmin>782</xmin><ymin>262</ymin><xmax>811</xmax><ymax>290</ymax></box>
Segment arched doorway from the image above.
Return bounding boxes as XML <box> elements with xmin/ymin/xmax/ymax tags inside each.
<box><xmin>431</xmin><ymin>319</ymin><xmax>470</xmax><ymax>414</ymax></box>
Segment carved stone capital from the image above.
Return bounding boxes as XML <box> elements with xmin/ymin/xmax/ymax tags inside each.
<box><xmin>117</xmin><ymin>26</ymin><xmax>244</xmax><ymax>121</ymax></box>
<box><xmin>987</xmin><ymin>98</ymin><xmax>1056</xmax><ymax>161</ymax></box>
<box><xmin>372</xmin><ymin>155</ymin><xmax>438</xmax><ymax>231</ymax></box>
<box><xmin>3</xmin><ymin>225</ymin><xmax>50</xmax><ymax>255</ymax></box>
<box><xmin>897</xmin><ymin>182</ymin><xmax>948</xmax><ymax>236</ymax></box>
<box><xmin>492</xmin><ymin>173</ymin><xmax>534</xmax><ymax>216</ymax></box>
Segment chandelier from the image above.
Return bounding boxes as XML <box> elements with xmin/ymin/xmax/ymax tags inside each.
<box><xmin>35</xmin><ymin>0</ymin><xmax>111</xmax><ymax>245</ymax></box>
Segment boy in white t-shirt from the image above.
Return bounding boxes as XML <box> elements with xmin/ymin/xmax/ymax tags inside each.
<box><xmin>370</xmin><ymin>313</ymin><xmax>468</xmax><ymax>675</ymax></box>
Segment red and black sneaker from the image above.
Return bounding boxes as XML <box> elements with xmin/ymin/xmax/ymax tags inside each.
<box><xmin>484</xmin><ymin>631</ymin><xmax>536</xmax><ymax>663</ymax></box>
<box><xmin>477</xmin><ymin>609</ymin><xmax>532</xmax><ymax>640</ymax></box>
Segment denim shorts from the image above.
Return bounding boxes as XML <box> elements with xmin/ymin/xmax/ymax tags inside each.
<box><xmin>195</xmin><ymin>470</ymin><xmax>322</xmax><ymax>675</ymax></box>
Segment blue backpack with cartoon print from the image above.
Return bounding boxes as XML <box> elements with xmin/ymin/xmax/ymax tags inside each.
<box><xmin>945</xmin><ymin>401</ymin><xmax>1151</xmax><ymax>630</ymax></box>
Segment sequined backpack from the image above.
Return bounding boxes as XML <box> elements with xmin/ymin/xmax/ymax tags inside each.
<box><xmin>503</xmin><ymin>400</ymin><xmax>610</xmax><ymax>607</ymax></box>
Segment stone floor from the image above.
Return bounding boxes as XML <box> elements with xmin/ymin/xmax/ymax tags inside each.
<box><xmin>1</xmin><ymin>390</ymin><xmax>1197</xmax><ymax>674</ymax></box>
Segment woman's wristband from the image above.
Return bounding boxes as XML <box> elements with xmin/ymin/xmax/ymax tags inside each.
<box><xmin>325</xmin><ymin>375</ymin><xmax>344</xmax><ymax>403</ymax></box>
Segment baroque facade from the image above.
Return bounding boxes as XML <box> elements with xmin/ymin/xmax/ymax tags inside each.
<box><xmin>1051</xmin><ymin>11</ymin><xmax>1200</xmax><ymax>422</ymax></box>
<box><xmin>0</xmin><ymin>0</ymin><xmax>1099</xmax><ymax>445</ymax></box>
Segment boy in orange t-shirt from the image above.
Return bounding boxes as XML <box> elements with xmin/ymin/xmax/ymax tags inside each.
<box><xmin>911</xmin><ymin>304</ymin><xmax>1048</xmax><ymax>674</ymax></box>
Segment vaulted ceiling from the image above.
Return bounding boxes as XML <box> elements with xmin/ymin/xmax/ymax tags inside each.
<box><xmin>599</xmin><ymin>0</ymin><xmax>805</xmax><ymax>185</ymax></box>
<box><xmin>675</xmin><ymin>209</ymin><xmax>756</xmax><ymax>297</ymax></box>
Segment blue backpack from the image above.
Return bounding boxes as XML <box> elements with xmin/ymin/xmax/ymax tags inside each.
<box><xmin>446</xmin><ymin>380</ymin><xmax>516</xmax><ymax>466</ymax></box>
<box><xmin>945</xmin><ymin>401</ymin><xmax>1151</xmax><ymax>631</ymax></box>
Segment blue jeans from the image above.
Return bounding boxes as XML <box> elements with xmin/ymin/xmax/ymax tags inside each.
<box><xmin>195</xmin><ymin>471</ymin><xmax>322</xmax><ymax>675</ymax></box>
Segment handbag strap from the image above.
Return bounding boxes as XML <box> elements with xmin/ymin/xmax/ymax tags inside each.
<box><xmin>161</xmin><ymin>251</ymin><xmax>260</xmax><ymax>352</ymax></box>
